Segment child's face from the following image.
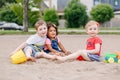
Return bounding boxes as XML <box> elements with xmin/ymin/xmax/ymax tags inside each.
<box><xmin>37</xmin><ymin>24</ymin><xmax>47</xmax><ymax>37</ymax></box>
<box><xmin>86</xmin><ymin>24</ymin><xmax>99</xmax><ymax>37</ymax></box>
<box><xmin>47</xmin><ymin>26</ymin><xmax>57</xmax><ymax>39</ymax></box>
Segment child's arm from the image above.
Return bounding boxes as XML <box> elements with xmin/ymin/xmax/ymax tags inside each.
<box><xmin>85</xmin><ymin>43</ymin><xmax>101</xmax><ymax>54</ymax></box>
<box><xmin>58</xmin><ymin>42</ymin><xmax>67</xmax><ymax>53</ymax></box>
<box><xmin>58</xmin><ymin>42</ymin><xmax>71</xmax><ymax>55</ymax></box>
<box><xmin>9</xmin><ymin>42</ymin><xmax>27</xmax><ymax>56</ymax></box>
<box><xmin>46</xmin><ymin>44</ymin><xmax>61</xmax><ymax>54</ymax></box>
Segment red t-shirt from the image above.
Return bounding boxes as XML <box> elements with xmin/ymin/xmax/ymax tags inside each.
<box><xmin>77</xmin><ymin>36</ymin><xmax>102</xmax><ymax>61</ymax></box>
<box><xmin>86</xmin><ymin>36</ymin><xmax>102</xmax><ymax>56</ymax></box>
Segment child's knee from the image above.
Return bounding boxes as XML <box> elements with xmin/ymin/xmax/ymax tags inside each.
<box><xmin>34</xmin><ymin>52</ymin><xmax>43</xmax><ymax>58</ymax></box>
<box><xmin>24</xmin><ymin>46</ymin><xmax>32</xmax><ymax>52</ymax></box>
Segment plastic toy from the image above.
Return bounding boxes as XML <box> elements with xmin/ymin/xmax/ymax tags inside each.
<box><xmin>104</xmin><ymin>52</ymin><xmax>120</xmax><ymax>63</ymax></box>
<box><xmin>10</xmin><ymin>49</ymin><xmax>27</xmax><ymax>64</ymax></box>
<box><xmin>77</xmin><ymin>55</ymin><xmax>84</xmax><ymax>61</ymax></box>
<box><xmin>114</xmin><ymin>52</ymin><xmax>120</xmax><ymax>59</ymax></box>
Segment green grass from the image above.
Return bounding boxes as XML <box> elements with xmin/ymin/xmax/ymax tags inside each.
<box><xmin>0</xmin><ymin>30</ymin><xmax>35</xmax><ymax>35</ymax></box>
<box><xmin>59</xmin><ymin>27</ymin><xmax>120</xmax><ymax>30</ymax></box>
<box><xmin>100</xmin><ymin>27</ymin><xmax>120</xmax><ymax>30</ymax></box>
<box><xmin>0</xmin><ymin>27</ymin><xmax>120</xmax><ymax>35</ymax></box>
<box><xmin>58</xmin><ymin>27</ymin><xmax>120</xmax><ymax>35</ymax></box>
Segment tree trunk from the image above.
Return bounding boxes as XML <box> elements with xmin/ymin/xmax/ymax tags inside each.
<box><xmin>39</xmin><ymin>0</ymin><xmax>42</xmax><ymax>18</ymax></box>
<box><xmin>23</xmin><ymin>0</ymin><xmax>29</xmax><ymax>32</ymax></box>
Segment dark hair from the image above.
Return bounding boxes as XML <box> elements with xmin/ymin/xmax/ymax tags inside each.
<box><xmin>47</xmin><ymin>22</ymin><xmax>58</xmax><ymax>35</ymax></box>
<box><xmin>34</xmin><ymin>20</ymin><xmax>46</xmax><ymax>30</ymax></box>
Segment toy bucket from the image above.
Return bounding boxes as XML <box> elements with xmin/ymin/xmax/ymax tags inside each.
<box><xmin>10</xmin><ymin>49</ymin><xmax>27</xmax><ymax>64</ymax></box>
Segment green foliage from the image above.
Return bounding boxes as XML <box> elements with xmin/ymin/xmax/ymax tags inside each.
<box><xmin>29</xmin><ymin>0</ymin><xmax>42</xmax><ymax>8</ymax></box>
<box><xmin>64</xmin><ymin>0</ymin><xmax>88</xmax><ymax>28</ymax></box>
<box><xmin>28</xmin><ymin>11</ymin><xmax>40</xmax><ymax>27</ymax></box>
<box><xmin>9</xmin><ymin>3</ymin><xmax>23</xmax><ymax>24</ymax></box>
<box><xmin>0</xmin><ymin>0</ymin><xmax>16</xmax><ymax>8</ymax></box>
<box><xmin>0</xmin><ymin>5</ymin><xmax>20</xmax><ymax>24</ymax></box>
<box><xmin>43</xmin><ymin>8</ymin><xmax>59</xmax><ymax>26</ymax></box>
<box><xmin>16</xmin><ymin>0</ymin><xmax>23</xmax><ymax>3</ymax></box>
<box><xmin>8</xmin><ymin>0</ymin><xmax>40</xmax><ymax>27</ymax></box>
<box><xmin>90</xmin><ymin>4</ymin><xmax>114</xmax><ymax>23</ymax></box>
<box><xmin>0</xmin><ymin>0</ymin><xmax>42</xmax><ymax>28</ymax></box>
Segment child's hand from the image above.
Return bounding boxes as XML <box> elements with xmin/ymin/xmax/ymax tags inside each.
<box><xmin>9</xmin><ymin>51</ymin><xmax>16</xmax><ymax>57</ymax></box>
<box><xmin>9</xmin><ymin>53</ymin><xmax>13</xmax><ymax>57</ymax></box>
<box><xmin>55</xmin><ymin>52</ymin><xmax>63</xmax><ymax>56</ymax></box>
<box><xmin>9</xmin><ymin>49</ymin><xmax>20</xmax><ymax>57</ymax></box>
<box><xmin>65</xmin><ymin>51</ymin><xmax>72</xmax><ymax>55</ymax></box>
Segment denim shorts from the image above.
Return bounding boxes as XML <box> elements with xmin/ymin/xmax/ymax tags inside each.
<box><xmin>23</xmin><ymin>44</ymin><xmax>43</xmax><ymax>57</ymax></box>
<box><xmin>87</xmin><ymin>53</ymin><xmax>101</xmax><ymax>62</ymax></box>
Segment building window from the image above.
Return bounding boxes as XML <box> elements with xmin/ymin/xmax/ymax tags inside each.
<box><xmin>94</xmin><ymin>0</ymin><xmax>101</xmax><ymax>5</ymax></box>
<box><xmin>114</xmin><ymin>0</ymin><xmax>118</xmax><ymax>6</ymax></box>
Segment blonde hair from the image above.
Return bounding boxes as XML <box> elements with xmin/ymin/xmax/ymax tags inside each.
<box><xmin>85</xmin><ymin>20</ymin><xmax>99</xmax><ymax>29</ymax></box>
<box><xmin>34</xmin><ymin>20</ymin><xmax>46</xmax><ymax>30</ymax></box>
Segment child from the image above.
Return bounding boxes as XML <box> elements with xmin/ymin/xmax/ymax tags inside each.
<box><xmin>57</xmin><ymin>20</ymin><xmax>102</xmax><ymax>62</ymax></box>
<box><xmin>44</xmin><ymin>22</ymin><xmax>71</xmax><ymax>56</ymax></box>
<box><xmin>10</xmin><ymin>20</ymin><xmax>56</xmax><ymax>62</ymax></box>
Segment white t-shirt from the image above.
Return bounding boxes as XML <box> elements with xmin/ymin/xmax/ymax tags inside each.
<box><xmin>26</xmin><ymin>34</ymin><xmax>46</xmax><ymax>46</ymax></box>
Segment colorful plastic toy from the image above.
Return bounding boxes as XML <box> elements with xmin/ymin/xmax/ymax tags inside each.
<box><xmin>114</xmin><ymin>52</ymin><xmax>120</xmax><ymax>59</ymax></box>
<box><xmin>104</xmin><ymin>52</ymin><xmax>120</xmax><ymax>63</ymax></box>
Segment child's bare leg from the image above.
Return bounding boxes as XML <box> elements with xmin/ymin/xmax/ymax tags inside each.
<box><xmin>57</xmin><ymin>50</ymin><xmax>82</xmax><ymax>61</ymax></box>
<box><xmin>25</xmin><ymin>47</ymin><xmax>36</xmax><ymax>62</ymax></box>
<box><xmin>80</xmin><ymin>50</ymin><xmax>91</xmax><ymax>61</ymax></box>
<box><xmin>36</xmin><ymin>52</ymin><xmax>56</xmax><ymax>60</ymax></box>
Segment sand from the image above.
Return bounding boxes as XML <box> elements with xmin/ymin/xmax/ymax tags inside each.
<box><xmin>0</xmin><ymin>34</ymin><xmax>120</xmax><ymax>80</ymax></box>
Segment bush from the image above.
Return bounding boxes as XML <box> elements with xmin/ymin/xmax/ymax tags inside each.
<box><xmin>64</xmin><ymin>0</ymin><xmax>88</xmax><ymax>28</ymax></box>
<box><xmin>43</xmin><ymin>8</ymin><xmax>59</xmax><ymax>26</ymax></box>
<box><xmin>9</xmin><ymin>3</ymin><xmax>40</xmax><ymax>27</ymax></box>
<box><xmin>90</xmin><ymin>4</ymin><xmax>114</xmax><ymax>24</ymax></box>
<box><xmin>0</xmin><ymin>5</ymin><xmax>20</xmax><ymax>25</ymax></box>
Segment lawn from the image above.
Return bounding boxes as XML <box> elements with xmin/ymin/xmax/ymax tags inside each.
<box><xmin>0</xmin><ymin>27</ymin><xmax>120</xmax><ymax>35</ymax></box>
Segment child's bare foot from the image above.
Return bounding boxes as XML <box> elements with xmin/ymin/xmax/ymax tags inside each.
<box><xmin>27</xmin><ymin>57</ymin><xmax>36</xmax><ymax>62</ymax></box>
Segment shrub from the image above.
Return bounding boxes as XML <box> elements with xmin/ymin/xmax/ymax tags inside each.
<box><xmin>90</xmin><ymin>4</ymin><xmax>114</xmax><ymax>24</ymax></box>
<box><xmin>43</xmin><ymin>8</ymin><xmax>59</xmax><ymax>26</ymax></box>
<box><xmin>64</xmin><ymin>0</ymin><xmax>88</xmax><ymax>28</ymax></box>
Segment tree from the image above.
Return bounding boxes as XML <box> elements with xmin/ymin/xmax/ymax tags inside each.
<box><xmin>8</xmin><ymin>0</ymin><xmax>42</xmax><ymax>32</ymax></box>
<box><xmin>0</xmin><ymin>5</ymin><xmax>20</xmax><ymax>24</ymax></box>
<box><xmin>23</xmin><ymin>0</ymin><xmax>29</xmax><ymax>32</ymax></box>
<box><xmin>90</xmin><ymin>4</ymin><xmax>114</xmax><ymax>25</ymax></box>
<box><xmin>64</xmin><ymin>0</ymin><xmax>88</xmax><ymax>28</ymax></box>
<box><xmin>29</xmin><ymin>0</ymin><xmax>42</xmax><ymax>17</ymax></box>
<box><xmin>0</xmin><ymin>0</ymin><xmax>16</xmax><ymax>8</ymax></box>
<box><xmin>43</xmin><ymin>8</ymin><xmax>59</xmax><ymax>26</ymax></box>
<box><xmin>8</xmin><ymin>3</ymin><xmax>23</xmax><ymax>24</ymax></box>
